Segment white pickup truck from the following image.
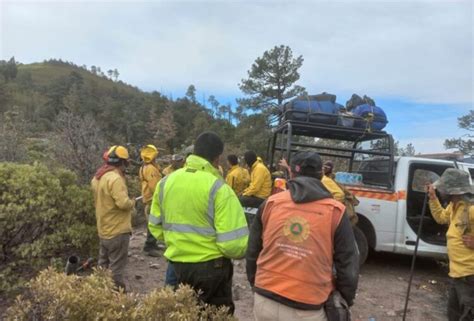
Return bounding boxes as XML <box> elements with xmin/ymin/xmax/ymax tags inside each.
<box><xmin>267</xmin><ymin>118</ymin><xmax>474</xmax><ymax>264</ymax></box>
<box><xmin>346</xmin><ymin>156</ymin><xmax>473</xmax><ymax>264</ymax></box>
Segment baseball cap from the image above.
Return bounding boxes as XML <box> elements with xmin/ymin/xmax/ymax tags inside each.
<box><xmin>290</xmin><ymin>151</ymin><xmax>323</xmax><ymax>176</ymax></box>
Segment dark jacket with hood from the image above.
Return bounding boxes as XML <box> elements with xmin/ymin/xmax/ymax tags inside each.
<box><xmin>246</xmin><ymin>176</ymin><xmax>359</xmax><ymax>309</ymax></box>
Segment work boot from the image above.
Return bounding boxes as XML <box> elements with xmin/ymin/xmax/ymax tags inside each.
<box><xmin>143</xmin><ymin>227</ymin><xmax>160</xmax><ymax>257</ymax></box>
<box><xmin>143</xmin><ymin>247</ymin><xmax>161</xmax><ymax>257</ymax></box>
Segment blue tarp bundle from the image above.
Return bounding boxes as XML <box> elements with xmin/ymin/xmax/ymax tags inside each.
<box><xmin>281</xmin><ymin>93</ymin><xmax>388</xmax><ymax>131</ymax></box>
<box><xmin>352</xmin><ymin>104</ymin><xmax>388</xmax><ymax>131</ymax></box>
<box><xmin>283</xmin><ymin>95</ymin><xmax>342</xmax><ymax>125</ymax></box>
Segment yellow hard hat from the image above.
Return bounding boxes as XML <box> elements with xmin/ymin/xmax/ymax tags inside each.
<box><xmin>140</xmin><ymin>144</ymin><xmax>159</xmax><ymax>163</ymax></box>
<box><xmin>107</xmin><ymin>145</ymin><xmax>130</xmax><ymax>164</ymax></box>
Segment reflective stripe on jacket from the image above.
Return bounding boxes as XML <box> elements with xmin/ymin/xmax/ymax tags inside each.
<box><xmin>255</xmin><ymin>190</ymin><xmax>345</xmax><ymax>305</ymax></box>
<box><xmin>226</xmin><ymin>165</ymin><xmax>250</xmax><ymax>195</ymax></box>
<box><xmin>148</xmin><ymin>155</ymin><xmax>249</xmax><ymax>262</ymax></box>
<box><xmin>243</xmin><ymin>160</ymin><xmax>272</xmax><ymax>199</ymax></box>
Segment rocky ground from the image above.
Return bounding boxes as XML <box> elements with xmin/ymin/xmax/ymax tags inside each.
<box><xmin>125</xmin><ymin>227</ymin><xmax>450</xmax><ymax>321</ymax></box>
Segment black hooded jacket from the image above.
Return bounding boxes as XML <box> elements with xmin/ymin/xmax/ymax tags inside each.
<box><xmin>246</xmin><ymin>176</ymin><xmax>359</xmax><ymax>309</ymax></box>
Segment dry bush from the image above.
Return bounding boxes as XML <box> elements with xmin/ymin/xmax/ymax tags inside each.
<box><xmin>6</xmin><ymin>268</ymin><xmax>235</xmax><ymax>321</ymax></box>
<box><xmin>53</xmin><ymin>111</ymin><xmax>108</xmax><ymax>184</ymax></box>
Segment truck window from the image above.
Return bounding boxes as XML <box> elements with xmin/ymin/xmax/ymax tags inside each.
<box><xmin>407</xmin><ymin>163</ymin><xmax>451</xmax><ymax>246</ymax></box>
<box><xmin>411</xmin><ymin>169</ymin><xmax>440</xmax><ymax>192</ymax></box>
<box><xmin>352</xmin><ymin>137</ymin><xmax>393</xmax><ymax>188</ymax></box>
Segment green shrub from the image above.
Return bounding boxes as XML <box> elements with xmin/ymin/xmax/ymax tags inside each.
<box><xmin>0</xmin><ymin>163</ymin><xmax>98</xmax><ymax>295</ymax></box>
<box><xmin>6</xmin><ymin>268</ymin><xmax>235</xmax><ymax>321</ymax></box>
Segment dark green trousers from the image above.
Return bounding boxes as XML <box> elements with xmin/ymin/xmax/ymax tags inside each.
<box><xmin>448</xmin><ymin>275</ymin><xmax>474</xmax><ymax>321</ymax></box>
<box><xmin>172</xmin><ymin>257</ymin><xmax>234</xmax><ymax>315</ymax></box>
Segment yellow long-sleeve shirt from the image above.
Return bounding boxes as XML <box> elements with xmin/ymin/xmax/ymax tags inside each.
<box><xmin>139</xmin><ymin>163</ymin><xmax>161</xmax><ymax>204</ymax></box>
<box><xmin>429</xmin><ymin>198</ymin><xmax>474</xmax><ymax>278</ymax></box>
<box><xmin>91</xmin><ymin>170</ymin><xmax>135</xmax><ymax>239</ymax></box>
<box><xmin>321</xmin><ymin>175</ymin><xmax>345</xmax><ymax>203</ymax></box>
<box><xmin>243</xmin><ymin>161</ymin><xmax>272</xmax><ymax>199</ymax></box>
<box><xmin>226</xmin><ymin>165</ymin><xmax>250</xmax><ymax>195</ymax></box>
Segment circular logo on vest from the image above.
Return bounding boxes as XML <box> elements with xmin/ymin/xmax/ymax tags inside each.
<box><xmin>283</xmin><ymin>216</ymin><xmax>310</xmax><ymax>243</ymax></box>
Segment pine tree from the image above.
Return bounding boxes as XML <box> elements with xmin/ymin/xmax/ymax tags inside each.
<box><xmin>238</xmin><ymin>45</ymin><xmax>305</xmax><ymax>113</ymax></box>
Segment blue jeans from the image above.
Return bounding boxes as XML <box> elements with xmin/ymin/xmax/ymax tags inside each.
<box><xmin>165</xmin><ymin>262</ymin><xmax>178</xmax><ymax>287</ymax></box>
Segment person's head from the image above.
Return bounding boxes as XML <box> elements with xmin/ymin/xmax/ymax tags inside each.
<box><xmin>193</xmin><ymin>131</ymin><xmax>224</xmax><ymax>166</ymax></box>
<box><xmin>244</xmin><ymin>151</ymin><xmax>257</xmax><ymax>168</ymax></box>
<box><xmin>290</xmin><ymin>151</ymin><xmax>323</xmax><ymax>179</ymax></box>
<box><xmin>140</xmin><ymin>144</ymin><xmax>158</xmax><ymax>164</ymax></box>
<box><xmin>434</xmin><ymin>168</ymin><xmax>474</xmax><ymax>202</ymax></box>
<box><xmin>323</xmin><ymin>160</ymin><xmax>334</xmax><ymax>175</ymax></box>
<box><xmin>227</xmin><ymin>154</ymin><xmax>238</xmax><ymax>167</ymax></box>
<box><xmin>106</xmin><ymin>145</ymin><xmax>130</xmax><ymax>170</ymax></box>
<box><xmin>171</xmin><ymin>154</ymin><xmax>185</xmax><ymax>168</ymax></box>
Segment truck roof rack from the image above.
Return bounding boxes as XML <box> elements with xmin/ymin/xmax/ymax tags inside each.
<box><xmin>268</xmin><ymin>119</ymin><xmax>395</xmax><ymax>190</ymax></box>
<box><xmin>273</xmin><ymin>119</ymin><xmax>390</xmax><ymax>142</ymax></box>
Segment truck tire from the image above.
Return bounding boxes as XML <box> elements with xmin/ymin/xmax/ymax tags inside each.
<box><xmin>353</xmin><ymin>226</ymin><xmax>368</xmax><ymax>266</ymax></box>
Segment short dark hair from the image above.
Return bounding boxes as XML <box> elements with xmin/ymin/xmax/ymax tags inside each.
<box><xmin>244</xmin><ymin>151</ymin><xmax>257</xmax><ymax>167</ymax></box>
<box><xmin>227</xmin><ymin>154</ymin><xmax>238</xmax><ymax>166</ymax></box>
<box><xmin>194</xmin><ymin>132</ymin><xmax>224</xmax><ymax>162</ymax></box>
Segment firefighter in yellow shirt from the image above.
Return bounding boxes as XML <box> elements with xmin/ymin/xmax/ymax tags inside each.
<box><xmin>240</xmin><ymin>151</ymin><xmax>272</xmax><ymax>208</ymax></box>
<box><xmin>139</xmin><ymin>145</ymin><xmax>162</xmax><ymax>257</ymax></box>
<box><xmin>225</xmin><ymin>154</ymin><xmax>250</xmax><ymax>195</ymax></box>
<box><xmin>428</xmin><ymin>168</ymin><xmax>474</xmax><ymax>321</ymax></box>
<box><xmin>91</xmin><ymin>145</ymin><xmax>135</xmax><ymax>290</ymax></box>
<box><xmin>322</xmin><ymin>160</ymin><xmax>359</xmax><ymax>225</ymax></box>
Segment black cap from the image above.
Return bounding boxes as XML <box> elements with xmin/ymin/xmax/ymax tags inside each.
<box><xmin>290</xmin><ymin>151</ymin><xmax>323</xmax><ymax>178</ymax></box>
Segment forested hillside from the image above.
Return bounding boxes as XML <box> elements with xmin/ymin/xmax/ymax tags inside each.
<box><xmin>0</xmin><ymin>58</ymin><xmax>269</xmax><ymax>179</ymax></box>
<box><xmin>0</xmin><ymin>58</ymin><xmax>271</xmax><ymax>302</ymax></box>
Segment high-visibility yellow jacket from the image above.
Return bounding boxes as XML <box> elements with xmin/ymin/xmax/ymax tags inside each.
<box><xmin>242</xmin><ymin>160</ymin><xmax>272</xmax><ymax>199</ymax></box>
<box><xmin>321</xmin><ymin>175</ymin><xmax>345</xmax><ymax>203</ymax></box>
<box><xmin>226</xmin><ymin>165</ymin><xmax>250</xmax><ymax>195</ymax></box>
<box><xmin>148</xmin><ymin>155</ymin><xmax>249</xmax><ymax>262</ymax></box>
<box><xmin>139</xmin><ymin>163</ymin><xmax>162</xmax><ymax>204</ymax></box>
<box><xmin>429</xmin><ymin>198</ymin><xmax>474</xmax><ymax>278</ymax></box>
<box><xmin>91</xmin><ymin>169</ymin><xmax>135</xmax><ymax>239</ymax></box>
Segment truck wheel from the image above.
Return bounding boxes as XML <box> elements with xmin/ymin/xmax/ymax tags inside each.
<box><xmin>353</xmin><ymin>226</ymin><xmax>368</xmax><ymax>266</ymax></box>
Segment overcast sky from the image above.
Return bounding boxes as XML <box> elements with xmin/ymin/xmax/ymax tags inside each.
<box><xmin>1</xmin><ymin>0</ymin><xmax>473</xmax><ymax>153</ymax></box>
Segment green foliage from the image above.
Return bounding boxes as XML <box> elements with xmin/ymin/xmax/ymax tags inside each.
<box><xmin>186</xmin><ymin>84</ymin><xmax>197</xmax><ymax>103</ymax></box>
<box><xmin>6</xmin><ymin>268</ymin><xmax>235</xmax><ymax>321</ymax></box>
<box><xmin>0</xmin><ymin>163</ymin><xmax>98</xmax><ymax>295</ymax></box>
<box><xmin>398</xmin><ymin>142</ymin><xmax>416</xmax><ymax>156</ymax></box>
<box><xmin>0</xmin><ymin>57</ymin><xmax>18</xmax><ymax>82</ymax></box>
<box><xmin>0</xmin><ymin>107</ymin><xmax>27</xmax><ymax>162</ymax></box>
<box><xmin>2</xmin><ymin>58</ymin><xmax>276</xmax><ymax>174</ymax></box>
<box><xmin>238</xmin><ymin>45</ymin><xmax>306</xmax><ymax>112</ymax></box>
<box><xmin>445</xmin><ymin>110</ymin><xmax>474</xmax><ymax>154</ymax></box>
<box><xmin>234</xmin><ymin>114</ymin><xmax>270</xmax><ymax>157</ymax></box>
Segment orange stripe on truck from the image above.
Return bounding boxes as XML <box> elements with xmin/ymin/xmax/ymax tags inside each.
<box><xmin>347</xmin><ymin>187</ymin><xmax>407</xmax><ymax>202</ymax></box>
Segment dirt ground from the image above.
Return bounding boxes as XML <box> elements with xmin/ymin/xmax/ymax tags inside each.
<box><xmin>125</xmin><ymin>227</ymin><xmax>450</xmax><ymax>321</ymax></box>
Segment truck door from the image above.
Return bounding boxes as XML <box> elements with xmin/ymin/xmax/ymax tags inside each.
<box><xmin>405</xmin><ymin>162</ymin><xmax>452</xmax><ymax>246</ymax></box>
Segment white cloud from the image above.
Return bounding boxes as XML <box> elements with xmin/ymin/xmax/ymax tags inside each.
<box><xmin>0</xmin><ymin>0</ymin><xmax>472</xmax><ymax>105</ymax></box>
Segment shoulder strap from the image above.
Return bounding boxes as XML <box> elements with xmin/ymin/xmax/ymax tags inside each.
<box><xmin>139</xmin><ymin>165</ymin><xmax>147</xmax><ymax>182</ymax></box>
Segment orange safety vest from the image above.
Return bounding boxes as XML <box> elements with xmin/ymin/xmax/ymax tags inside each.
<box><xmin>255</xmin><ymin>190</ymin><xmax>345</xmax><ymax>305</ymax></box>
